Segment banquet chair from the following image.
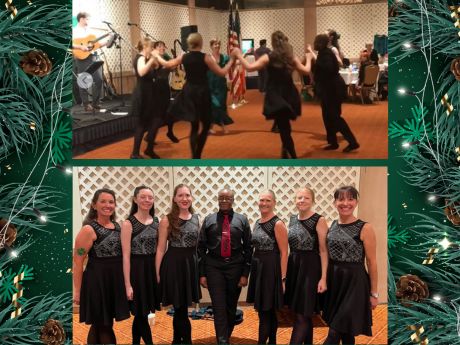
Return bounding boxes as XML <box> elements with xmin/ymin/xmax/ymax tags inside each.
<box><xmin>356</xmin><ymin>64</ymin><xmax>379</xmax><ymax>104</ymax></box>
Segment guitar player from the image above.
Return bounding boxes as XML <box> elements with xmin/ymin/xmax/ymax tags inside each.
<box><xmin>72</xmin><ymin>12</ymin><xmax>114</xmax><ymax>112</ymax></box>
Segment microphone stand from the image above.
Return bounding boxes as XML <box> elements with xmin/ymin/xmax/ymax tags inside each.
<box><xmin>105</xmin><ymin>23</ymin><xmax>126</xmax><ymax>107</ymax></box>
<box><xmin>130</xmin><ymin>23</ymin><xmax>158</xmax><ymax>42</ymax></box>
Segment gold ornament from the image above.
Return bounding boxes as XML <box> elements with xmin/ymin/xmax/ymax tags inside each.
<box><xmin>444</xmin><ymin>199</ymin><xmax>460</xmax><ymax>226</ymax></box>
<box><xmin>407</xmin><ymin>325</ymin><xmax>429</xmax><ymax>344</ymax></box>
<box><xmin>40</xmin><ymin>319</ymin><xmax>66</xmax><ymax>345</ymax></box>
<box><xmin>0</xmin><ymin>218</ymin><xmax>17</xmax><ymax>250</ymax></box>
<box><xmin>10</xmin><ymin>271</ymin><xmax>24</xmax><ymax>318</ymax></box>
<box><xmin>4</xmin><ymin>0</ymin><xmax>17</xmax><ymax>19</ymax></box>
<box><xmin>19</xmin><ymin>50</ymin><xmax>52</xmax><ymax>77</ymax></box>
<box><xmin>422</xmin><ymin>248</ymin><xmax>438</xmax><ymax>265</ymax></box>
<box><xmin>440</xmin><ymin>93</ymin><xmax>453</xmax><ymax>116</ymax></box>
<box><xmin>395</xmin><ymin>274</ymin><xmax>429</xmax><ymax>306</ymax></box>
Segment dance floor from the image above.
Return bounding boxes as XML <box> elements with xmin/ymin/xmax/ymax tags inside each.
<box><xmin>74</xmin><ymin>90</ymin><xmax>388</xmax><ymax>160</ymax></box>
<box><xmin>73</xmin><ymin>305</ymin><xmax>388</xmax><ymax>344</ymax></box>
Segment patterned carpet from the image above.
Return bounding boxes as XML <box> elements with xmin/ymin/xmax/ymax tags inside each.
<box><xmin>73</xmin><ymin>304</ymin><xmax>387</xmax><ymax>344</ymax></box>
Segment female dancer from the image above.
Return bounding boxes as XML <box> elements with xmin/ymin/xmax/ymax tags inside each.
<box><xmin>155</xmin><ymin>184</ymin><xmax>201</xmax><ymax>344</ymax></box>
<box><xmin>323</xmin><ymin>186</ymin><xmax>378</xmax><ymax>344</ymax></box>
<box><xmin>121</xmin><ymin>186</ymin><xmax>160</xmax><ymax>344</ymax></box>
<box><xmin>208</xmin><ymin>38</ymin><xmax>234</xmax><ymax>134</ymax></box>
<box><xmin>153</xmin><ymin>33</ymin><xmax>234</xmax><ymax>158</ymax></box>
<box><xmin>306</xmin><ymin>34</ymin><xmax>359</xmax><ymax>152</ymax></box>
<box><xmin>247</xmin><ymin>190</ymin><xmax>288</xmax><ymax>344</ymax></box>
<box><xmin>130</xmin><ymin>38</ymin><xmax>161</xmax><ymax>159</ymax></box>
<box><xmin>233</xmin><ymin>31</ymin><xmax>310</xmax><ymax>159</ymax></box>
<box><xmin>285</xmin><ymin>187</ymin><xmax>328</xmax><ymax>344</ymax></box>
<box><xmin>73</xmin><ymin>189</ymin><xmax>130</xmax><ymax>344</ymax></box>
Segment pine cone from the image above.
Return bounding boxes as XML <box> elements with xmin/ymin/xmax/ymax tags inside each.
<box><xmin>40</xmin><ymin>319</ymin><xmax>66</xmax><ymax>345</ymax></box>
<box><xmin>396</xmin><ymin>274</ymin><xmax>429</xmax><ymax>306</ymax></box>
<box><xmin>445</xmin><ymin>200</ymin><xmax>460</xmax><ymax>226</ymax></box>
<box><xmin>0</xmin><ymin>218</ymin><xmax>17</xmax><ymax>250</ymax></box>
<box><xmin>451</xmin><ymin>58</ymin><xmax>460</xmax><ymax>81</ymax></box>
<box><xmin>20</xmin><ymin>50</ymin><xmax>52</xmax><ymax>77</ymax></box>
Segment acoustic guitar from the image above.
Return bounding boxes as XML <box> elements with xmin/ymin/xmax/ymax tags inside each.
<box><xmin>73</xmin><ymin>33</ymin><xmax>111</xmax><ymax>60</ymax></box>
<box><xmin>169</xmin><ymin>39</ymin><xmax>186</xmax><ymax>91</ymax></box>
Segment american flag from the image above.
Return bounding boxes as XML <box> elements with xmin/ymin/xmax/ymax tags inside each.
<box><xmin>227</xmin><ymin>0</ymin><xmax>246</xmax><ymax>104</ymax></box>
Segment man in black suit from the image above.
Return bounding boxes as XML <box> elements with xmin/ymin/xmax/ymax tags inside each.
<box><xmin>198</xmin><ymin>189</ymin><xmax>252</xmax><ymax>345</ymax></box>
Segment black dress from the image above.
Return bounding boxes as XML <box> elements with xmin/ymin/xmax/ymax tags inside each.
<box><xmin>130</xmin><ymin>54</ymin><xmax>159</xmax><ymax>127</ymax></box>
<box><xmin>323</xmin><ymin>219</ymin><xmax>372</xmax><ymax>336</ymax></box>
<box><xmin>127</xmin><ymin>215</ymin><xmax>161</xmax><ymax>316</ymax></box>
<box><xmin>160</xmin><ymin>214</ymin><xmax>201</xmax><ymax>308</ymax></box>
<box><xmin>246</xmin><ymin>216</ymin><xmax>283</xmax><ymax>311</ymax></box>
<box><xmin>80</xmin><ymin>221</ymin><xmax>130</xmax><ymax>325</ymax></box>
<box><xmin>168</xmin><ymin>51</ymin><xmax>212</xmax><ymax>124</ymax></box>
<box><xmin>263</xmin><ymin>54</ymin><xmax>301</xmax><ymax>120</ymax></box>
<box><xmin>154</xmin><ymin>65</ymin><xmax>172</xmax><ymax>126</ymax></box>
<box><xmin>284</xmin><ymin>213</ymin><xmax>322</xmax><ymax>316</ymax></box>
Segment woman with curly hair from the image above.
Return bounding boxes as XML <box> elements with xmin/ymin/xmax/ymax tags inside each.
<box><xmin>155</xmin><ymin>184</ymin><xmax>201</xmax><ymax>344</ymax></box>
<box><xmin>326</xmin><ymin>29</ymin><xmax>344</xmax><ymax>67</ymax></box>
<box><xmin>305</xmin><ymin>34</ymin><xmax>359</xmax><ymax>152</ymax></box>
<box><xmin>233</xmin><ymin>31</ymin><xmax>310</xmax><ymax>159</ymax></box>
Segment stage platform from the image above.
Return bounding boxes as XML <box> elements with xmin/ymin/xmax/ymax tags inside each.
<box><xmin>72</xmin><ymin>98</ymin><xmax>134</xmax><ymax>156</ymax></box>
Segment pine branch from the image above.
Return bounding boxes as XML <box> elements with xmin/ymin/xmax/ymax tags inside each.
<box><xmin>0</xmin><ymin>265</ymin><xmax>34</xmax><ymax>303</ymax></box>
<box><xmin>388</xmin><ymin>215</ymin><xmax>410</xmax><ymax>256</ymax></box>
<box><xmin>389</xmin><ymin>105</ymin><xmax>432</xmax><ymax>142</ymax></box>
<box><xmin>0</xmin><ymin>183</ymin><xmax>65</xmax><ymax>231</ymax></box>
<box><xmin>0</xmin><ymin>292</ymin><xmax>72</xmax><ymax>345</ymax></box>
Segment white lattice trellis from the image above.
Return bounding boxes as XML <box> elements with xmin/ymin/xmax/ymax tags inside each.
<box><xmin>317</xmin><ymin>2</ymin><xmax>388</xmax><ymax>58</ymax></box>
<box><xmin>139</xmin><ymin>1</ymin><xmax>189</xmax><ymax>54</ymax></box>
<box><xmin>75</xmin><ymin>166</ymin><xmax>360</xmax><ymax>230</ymax></box>
<box><xmin>269</xmin><ymin>166</ymin><xmax>360</xmax><ymax>224</ymax></box>
<box><xmin>77</xmin><ymin>167</ymin><xmax>172</xmax><ymax>222</ymax></box>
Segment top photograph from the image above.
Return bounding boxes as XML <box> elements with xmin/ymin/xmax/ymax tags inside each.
<box><xmin>72</xmin><ymin>0</ymin><xmax>388</xmax><ymax>160</ymax></box>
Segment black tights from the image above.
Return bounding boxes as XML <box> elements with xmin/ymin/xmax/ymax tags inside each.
<box><xmin>190</xmin><ymin>120</ymin><xmax>210</xmax><ymax>159</ymax></box>
<box><xmin>275</xmin><ymin>117</ymin><xmax>297</xmax><ymax>159</ymax></box>
<box><xmin>323</xmin><ymin>328</ymin><xmax>355</xmax><ymax>345</ymax></box>
<box><xmin>290</xmin><ymin>313</ymin><xmax>313</xmax><ymax>344</ymax></box>
<box><xmin>173</xmin><ymin>306</ymin><xmax>192</xmax><ymax>344</ymax></box>
<box><xmin>258</xmin><ymin>309</ymin><xmax>278</xmax><ymax>344</ymax></box>
<box><xmin>132</xmin><ymin>315</ymin><xmax>153</xmax><ymax>344</ymax></box>
<box><xmin>87</xmin><ymin>323</ymin><xmax>116</xmax><ymax>345</ymax></box>
<box><xmin>132</xmin><ymin>117</ymin><xmax>163</xmax><ymax>156</ymax></box>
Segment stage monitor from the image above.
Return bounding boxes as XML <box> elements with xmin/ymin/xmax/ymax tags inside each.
<box><xmin>241</xmin><ymin>39</ymin><xmax>254</xmax><ymax>54</ymax></box>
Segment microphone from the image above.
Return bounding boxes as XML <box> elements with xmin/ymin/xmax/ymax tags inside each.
<box><xmin>102</xmin><ymin>21</ymin><xmax>112</xmax><ymax>25</ymax></box>
<box><xmin>127</xmin><ymin>22</ymin><xmax>138</xmax><ymax>26</ymax></box>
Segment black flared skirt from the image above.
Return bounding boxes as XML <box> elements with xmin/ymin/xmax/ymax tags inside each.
<box><xmin>80</xmin><ymin>256</ymin><xmax>130</xmax><ymax>325</ymax></box>
<box><xmin>322</xmin><ymin>261</ymin><xmax>372</xmax><ymax>336</ymax></box>
<box><xmin>130</xmin><ymin>254</ymin><xmax>160</xmax><ymax>316</ymax></box>
<box><xmin>168</xmin><ymin>82</ymin><xmax>212</xmax><ymax>124</ymax></box>
<box><xmin>246</xmin><ymin>250</ymin><xmax>284</xmax><ymax>311</ymax></box>
<box><xmin>159</xmin><ymin>246</ymin><xmax>201</xmax><ymax>308</ymax></box>
<box><xmin>263</xmin><ymin>83</ymin><xmax>301</xmax><ymax>120</ymax></box>
<box><xmin>284</xmin><ymin>250</ymin><xmax>321</xmax><ymax>316</ymax></box>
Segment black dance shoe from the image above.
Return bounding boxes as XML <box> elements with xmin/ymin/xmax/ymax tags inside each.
<box><xmin>130</xmin><ymin>154</ymin><xmax>143</xmax><ymax>159</ymax></box>
<box><xmin>144</xmin><ymin>149</ymin><xmax>160</xmax><ymax>159</ymax></box>
<box><xmin>167</xmin><ymin>132</ymin><xmax>180</xmax><ymax>143</ymax></box>
<box><xmin>343</xmin><ymin>143</ymin><xmax>360</xmax><ymax>153</ymax></box>
<box><xmin>323</xmin><ymin>144</ymin><xmax>339</xmax><ymax>150</ymax></box>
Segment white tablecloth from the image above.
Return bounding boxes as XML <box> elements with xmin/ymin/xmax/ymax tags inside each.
<box><xmin>339</xmin><ymin>70</ymin><xmax>359</xmax><ymax>85</ymax></box>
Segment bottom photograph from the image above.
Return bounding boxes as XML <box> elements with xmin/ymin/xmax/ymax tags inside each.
<box><xmin>72</xmin><ymin>166</ymin><xmax>387</xmax><ymax>345</ymax></box>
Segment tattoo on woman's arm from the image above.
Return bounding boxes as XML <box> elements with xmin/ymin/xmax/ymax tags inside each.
<box><xmin>77</xmin><ymin>248</ymin><xmax>86</xmax><ymax>256</ymax></box>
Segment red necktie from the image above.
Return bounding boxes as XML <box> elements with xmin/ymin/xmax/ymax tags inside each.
<box><xmin>221</xmin><ymin>214</ymin><xmax>231</xmax><ymax>258</ymax></box>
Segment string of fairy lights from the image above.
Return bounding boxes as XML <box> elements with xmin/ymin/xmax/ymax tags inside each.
<box><xmin>391</xmin><ymin>0</ymin><xmax>460</xmax><ymax>342</ymax></box>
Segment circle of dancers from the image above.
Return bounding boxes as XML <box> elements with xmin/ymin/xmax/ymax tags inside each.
<box><xmin>128</xmin><ymin>30</ymin><xmax>360</xmax><ymax>159</ymax></box>
<box><xmin>74</xmin><ymin>184</ymin><xmax>378</xmax><ymax>344</ymax></box>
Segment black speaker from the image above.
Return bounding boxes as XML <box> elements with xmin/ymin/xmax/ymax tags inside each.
<box><xmin>180</xmin><ymin>25</ymin><xmax>198</xmax><ymax>52</ymax></box>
